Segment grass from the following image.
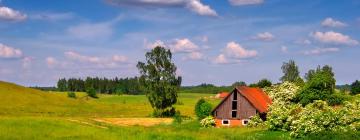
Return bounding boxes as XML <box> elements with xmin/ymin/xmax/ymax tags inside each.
<box><xmin>0</xmin><ymin>117</ymin><xmax>291</xmax><ymax>140</ymax></box>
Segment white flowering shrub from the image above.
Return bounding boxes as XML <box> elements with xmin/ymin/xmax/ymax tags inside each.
<box><xmin>200</xmin><ymin>116</ymin><xmax>215</xmax><ymax>128</ymax></box>
<box><xmin>247</xmin><ymin>114</ymin><xmax>267</xmax><ymax>128</ymax></box>
<box><xmin>263</xmin><ymin>82</ymin><xmax>301</xmax><ymax>131</ymax></box>
<box><xmin>290</xmin><ymin>100</ymin><xmax>360</xmax><ymax>138</ymax></box>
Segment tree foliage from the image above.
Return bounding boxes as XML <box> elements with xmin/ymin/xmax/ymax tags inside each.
<box><xmin>195</xmin><ymin>98</ymin><xmax>212</xmax><ymax>120</ymax></box>
<box><xmin>351</xmin><ymin>80</ymin><xmax>360</xmax><ymax>95</ymax></box>
<box><xmin>250</xmin><ymin>79</ymin><xmax>272</xmax><ymax>88</ymax></box>
<box><xmin>295</xmin><ymin>65</ymin><xmax>336</xmax><ymax>106</ymax></box>
<box><xmin>137</xmin><ymin>46</ymin><xmax>181</xmax><ymax>117</ymax></box>
<box><xmin>86</xmin><ymin>88</ymin><xmax>98</xmax><ymax>98</ymax></box>
<box><xmin>232</xmin><ymin>81</ymin><xmax>247</xmax><ymax>87</ymax></box>
<box><xmin>280</xmin><ymin>60</ymin><xmax>301</xmax><ymax>82</ymax></box>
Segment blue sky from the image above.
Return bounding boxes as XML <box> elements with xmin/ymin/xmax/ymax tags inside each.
<box><xmin>0</xmin><ymin>0</ymin><xmax>360</xmax><ymax>86</ymax></box>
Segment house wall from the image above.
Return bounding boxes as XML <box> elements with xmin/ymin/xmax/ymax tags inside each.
<box><xmin>213</xmin><ymin>89</ymin><xmax>257</xmax><ymax>126</ymax></box>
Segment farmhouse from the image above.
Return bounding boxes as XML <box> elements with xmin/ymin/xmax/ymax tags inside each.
<box><xmin>212</xmin><ymin>86</ymin><xmax>272</xmax><ymax>127</ymax></box>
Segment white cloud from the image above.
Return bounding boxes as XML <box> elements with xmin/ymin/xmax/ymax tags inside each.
<box><xmin>0</xmin><ymin>43</ymin><xmax>23</xmax><ymax>58</ymax></box>
<box><xmin>214</xmin><ymin>54</ymin><xmax>228</xmax><ymax>64</ymax></box>
<box><xmin>184</xmin><ymin>51</ymin><xmax>204</xmax><ymax>60</ymax></box>
<box><xmin>223</xmin><ymin>42</ymin><xmax>258</xmax><ymax>59</ymax></box>
<box><xmin>46</xmin><ymin>57</ymin><xmax>57</xmax><ymax>68</ymax></box>
<box><xmin>185</xmin><ymin>0</ymin><xmax>217</xmax><ymax>16</ymax></box>
<box><xmin>213</xmin><ymin>42</ymin><xmax>257</xmax><ymax>64</ymax></box>
<box><xmin>171</xmin><ymin>38</ymin><xmax>199</xmax><ymax>53</ymax></box>
<box><xmin>0</xmin><ymin>6</ymin><xmax>27</xmax><ymax>21</ymax></box>
<box><xmin>64</xmin><ymin>51</ymin><xmax>129</xmax><ymax>69</ymax></box>
<box><xmin>303</xmin><ymin>47</ymin><xmax>339</xmax><ymax>55</ymax></box>
<box><xmin>310</xmin><ymin>31</ymin><xmax>359</xmax><ymax>46</ymax></box>
<box><xmin>321</xmin><ymin>17</ymin><xmax>347</xmax><ymax>28</ymax></box>
<box><xmin>107</xmin><ymin>0</ymin><xmax>217</xmax><ymax>16</ymax></box>
<box><xmin>112</xmin><ymin>55</ymin><xmax>128</xmax><ymax>63</ymax></box>
<box><xmin>295</xmin><ymin>39</ymin><xmax>311</xmax><ymax>45</ymax></box>
<box><xmin>253</xmin><ymin>32</ymin><xmax>275</xmax><ymax>41</ymax></box>
<box><xmin>229</xmin><ymin>0</ymin><xmax>264</xmax><ymax>6</ymax></box>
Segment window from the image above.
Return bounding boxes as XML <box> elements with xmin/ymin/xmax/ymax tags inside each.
<box><xmin>232</xmin><ymin>101</ymin><xmax>237</xmax><ymax>110</ymax></box>
<box><xmin>222</xmin><ymin>119</ymin><xmax>230</xmax><ymax>125</ymax></box>
<box><xmin>233</xmin><ymin>91</ymin><xmax>237</xmax><ymax>100</ymax></box>
<box><xmin>232</xmin><ymin>111</ymin><xmax>237</xmax><ymax>118</ymax></box>
<box><xmin>242</xmin><ymin>119</ymin><xmax>249</xmax><ymax>125</ymax></box>
<box><xmin>214</xmin><ymin>111</ymin><xmax>217</xmax><ymax>117</ymax></box>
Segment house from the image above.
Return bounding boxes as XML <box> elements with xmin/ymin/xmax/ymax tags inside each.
<box><xmin>215</xmin><ymin>92</ymin><xmax>229</xmax><ymax>99</ymax></box>
<box><xmin>211</xmin><ymin>86</ymin><xmax>272</xmax><ymax>127</ymax></box>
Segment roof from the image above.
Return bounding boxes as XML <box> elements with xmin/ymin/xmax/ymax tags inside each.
<box><xmin>212</xmin><ymin>86</ymin><xmax>272</xmax><ymax>114</ymax></box>
<box><xmin>216</xmin><ymin>92</ymin><xmax>229</xmax><ymax>98</ymax></box>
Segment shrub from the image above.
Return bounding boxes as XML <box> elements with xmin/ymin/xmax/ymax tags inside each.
<box><xmin>326</xmin><ymin>93</ymin><xmax>346</xmax><ymax>106</ymax></box>
<box><xmin>195</xmin><ymin>99</ymin><xmax>212</xmax><ymax>120</ymax></box>
<box><xmin>247</xmin><ymin>114</ymin><xmax>266</xmax><ymax>128</ymax></box>
<box><xmin>200</xmin><ymin>116</ymin><xmax>215</xmax><ymax>128</ymax></box>
<box><xmin>173</xmin><ymin>111</ymin><xmax>182</xmax><ymax>124</ymax></box>
<box><xmin>67</xmin><ymin>92</ymin><xmax>76</xmax><ymax>98</ymax></box>
<box><xmin>86</xmin><ymin>88</ymin><xmax>98</xmax><ymax>98</ymax></box>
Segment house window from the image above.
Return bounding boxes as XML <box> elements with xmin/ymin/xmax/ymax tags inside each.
<box><xmin>232</xmin><ymin>111</ymin><xmax>237</xmax><ymax>118</ymax></box>
<box><xmin>232</xmin><ymin>101</ymin><xmax>237</xmax><ymax>110</ymax></box>
<box><xmin>233</xmin><ymin>91</ymin><xmax>237</xmax><ymax>100</ymax></box>
<box><xmin>214</xmin><ymin>111</ymin><xmax>218</xmax><ymax>117</ymax></box>
<box><xmin>242</xmin><ymin>119</ymin><xmax>249</xmax><ymax>125</ymax></box>
<box><xmin>222</xmin><ymin>119</ymin><xmax>230</xmax><ymax>125</ymax></box>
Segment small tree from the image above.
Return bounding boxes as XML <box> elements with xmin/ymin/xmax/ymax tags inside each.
<box><xmin>195</xmin><ymin>98</ymin><xmax>213</xmax><ymax>120</ymax></box>
<box><xmin>351</xmin><ymin>80</ymin><xmax>360</xmax><ymax>95</ymax></box>
<box><xmin>137</xmin><ymin>46</ymin><xmax>182</xmax><ymax>117</ymax></box>
<box><xmin>86</xmin><ymin>88</ymin><xmax>98</xmax><ymax>98</ymax></box>
<box><xmin>67</xmin><ymin>92</ymin><xmax>76</xmax><ymax>98</ymax></box>
<box><xmin>257</xmin><ymin>79</ymin><xmax>272</xmax><ymax>88</ymax></box>
<box><xmin>280</xmin><ymin>60</ymin><xmax>301</xmax><ymax>83</ymax></box>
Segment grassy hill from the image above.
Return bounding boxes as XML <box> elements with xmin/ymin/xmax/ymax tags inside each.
<box><xmin>0</xmin><ymin>81</ymin><xmax>219</xmax><ymax>117</ymax></box>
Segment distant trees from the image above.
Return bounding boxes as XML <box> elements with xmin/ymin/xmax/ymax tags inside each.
<box><xmin>249</xmin><ymin>79</ymin><xmax>272</xmax><ymax>88</ymax></box>
<box><xmin>56</xmin><ymin>77</ymin><xmax>144</xmax><ymax>95</ymax></box>
<box><xmin>232</xmin><ymin>81</ymin><xmax>247</xmax><ymax>87</ymax></box>
<box><xmin>351</xmin><ymin>80</ymin><xmax>360</xmax><ymax>95</ymax></box>
<box><xmin>137</xmin><ymin>46</ymin><xmax>182</xmax><ymax>117</ymax></box>
<box><xmin>181</xmin><ymin>84</ymin><xmax>232</xmax><ymax>94</ymax></box>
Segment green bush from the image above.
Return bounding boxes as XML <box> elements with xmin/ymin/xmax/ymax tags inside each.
<box><xmin>194</xmin><ymin>99</ymin><xmax>212</xmax><ymax>120</ymax></box>
<box><xmin>326</xmin><ymin>93</ymin><xmax>346</xmax><ymax>106</ymax></box>
<box><xmin>67</xmin><ymin>92</ymin><xmax>76</xmax><ymax>99</ymax></box>
<box><xmin>86</xmin><ymin>88</ymin><xmax>98</xmax><ymax>98</ymax></box>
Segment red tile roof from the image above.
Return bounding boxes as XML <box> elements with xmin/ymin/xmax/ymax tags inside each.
<box><xmin>217</xmin><ymin>92</ymin><xmax>229</xmax><ymax>98</ymax></box>
<box><xmin>236</xmin><ymin>86</ymin><xmax>272</xmax><ymax>113</ymax></box>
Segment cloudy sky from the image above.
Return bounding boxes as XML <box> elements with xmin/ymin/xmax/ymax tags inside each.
<box><xmin>1</xmin><ymin>0</ymin><xmax>360</xmax><ymax>86</ymax></box>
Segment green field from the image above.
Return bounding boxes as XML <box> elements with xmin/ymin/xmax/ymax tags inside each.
<box><xmin>1</xmin><ymin>81</ymin><xmax>357</xmax><ymax>140</ymax></box>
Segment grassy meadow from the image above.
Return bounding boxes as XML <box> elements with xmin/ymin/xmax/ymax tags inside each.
<box><xmin>1</xmin><ymin>81</ymin><xmax>358</xmax><ymax>140</ymax></box>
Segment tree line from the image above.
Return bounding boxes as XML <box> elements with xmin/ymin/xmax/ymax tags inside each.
<box><xmin>57</xmin><ymin>77</ymin><xmax>144</xmax><ymax>95</ymax></box>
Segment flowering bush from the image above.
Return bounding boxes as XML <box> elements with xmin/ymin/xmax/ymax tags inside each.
<box><xmin>290</xmin><ymin>100</ymin><xmax>360</xmax><ymax>138</ymax></box>
<box><xmin>247</xmin><ymin>114</ymin><xmax>266</xmax><ymax>128</ymax></box>
<box><xmin>200</xmin><ymin>116</ymin><xmax>215</xmax><ymax>128</ymax></box>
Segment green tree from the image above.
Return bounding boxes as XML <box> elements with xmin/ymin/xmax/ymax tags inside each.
<box><xmin>257</xmin><ymin>79</ymin><xmax>272</xmax><ymax>88</ymax></box>
<box><xmin>195</xmin><ymin>98</ymin><xmax>212</xmax><ymax>120</ymax></box>
<box><xmin>86</xmin><ymin>88</ymin><xmax>98</xmax><ymax>98</ymax></box>
<box><xmin>137</xmin><ymin>46</ymin><xmax>182</xmax><ymax>117</ymax></box>
<box><xmin>351</xmin><ymin>80</ymin><xmax>360</xmax><ymax>95</ymax></box>
<box><xmin>295</xmin><ymin>65</ymin><xmax>336</xmax><ymax>106</ymax></box>
<box><xmin>280</xmin><ymin>60</ymin><xmax>301</xmax><ymax>82</ymax></box>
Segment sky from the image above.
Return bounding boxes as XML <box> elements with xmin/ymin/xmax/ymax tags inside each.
<box><xmin>0</xmin><ymin>0</ymin><xmax>360</xmax><ymax>87</ymax></box>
